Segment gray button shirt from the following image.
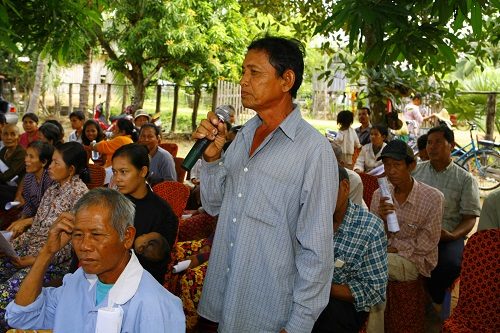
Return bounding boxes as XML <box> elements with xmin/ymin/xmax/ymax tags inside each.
<box><xmin>413</xmin><ymin>160</ymin><xmax>480</xmax><ymax>232</ymax></box>
<box><xmin>198</xmin><ymin>106</ymin><xmax>338</xmax><ymax>333</ymax></box>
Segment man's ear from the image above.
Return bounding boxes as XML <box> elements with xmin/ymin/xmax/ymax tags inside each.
<box><xmin>123</xmin><ymin>226</ymin><xmax>136</xmax><ymax>250</ymax></box>
<box><xmin>140</xmin><ymin>166</ymin><xmax>148</xmax><ymax>178</ymax></box>
<box><xmin>280</xmin><ymin>69</ymin><xmax>296</xmax><ymax>94</ymax></box>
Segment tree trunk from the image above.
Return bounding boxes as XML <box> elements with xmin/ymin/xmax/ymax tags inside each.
<box><xmin>131</xmin><ymin>80</ymin><xmax>145</xmax><ymax>113</ymax></box>
<box><xmin>79</xmin><ymin>49</ymin><xmax>92</xmax><ymax>111</ymax></box>
<box><xmin>171</xmin><ymin>84</ymin><xmax>180</xmax><ymax>132</ymax></box>
<box><xmin>27</xmin><ymin>54</ymin><xmax>46</xmax><ymax>114</ymax></box>
<box><xmin>211</xmin><ymin>85</ymin><xmax>217</xmax><ymax>112</ymax></box>
<box><xmin>192</xmin><ymin>87</ymin><xmax>201</xmax><ymax>132</ymax></box>
<box><xmin>485</xmin><ymin>93</ymin><xmax>496</xmax><ymax>141</ymax></box>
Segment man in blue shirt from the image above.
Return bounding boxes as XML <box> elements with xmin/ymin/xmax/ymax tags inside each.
<box><xmin>313</xmin><ymin>166</ymin><xmax>387</xmax><ymax>333</ymax></box>
<box><xmin>6</xmin><ymin>188</ymin><xmax>185</xmax><ymax>332</ymax></box>
<box><xmin>193</xmin><ymin>36</ymin><xmax>337</xmax><ymax>333</ymax></box>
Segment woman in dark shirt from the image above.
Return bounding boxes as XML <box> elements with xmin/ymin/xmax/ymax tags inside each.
<box><xmin>111</xmin><ymin>143</ymin><xmax>178</xmax><ymax>283</ymax></box>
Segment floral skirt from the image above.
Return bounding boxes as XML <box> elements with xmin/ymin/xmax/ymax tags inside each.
<box><xmin>0</xmin><ymin>258</ymin><xmax>69</xmax><ymax>331</ymax></box>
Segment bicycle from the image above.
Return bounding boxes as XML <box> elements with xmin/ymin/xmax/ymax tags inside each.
<box><xmin>451</xmin><ymin>122</ymin><xmax>500</xmax><ymax>191</ymax></box>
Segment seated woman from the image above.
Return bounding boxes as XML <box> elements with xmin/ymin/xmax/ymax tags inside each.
<box><xmin>0</xmin><ymin>142</ymin><xmax>89</xmax><ymax>330</ymax></box>
<box><xmin>0</xmin><ymin>124</ymin><xmax>26</xmax><ymax>210</ymax></box>
<box><xmin>38</xmin><ymin>122</ymin><xmax>63</xmax><ymax>147</ymax></box>
<box><xmin>18</xmin><ymin>113</ymin><xmax>39</xmax><ymax>149</ymax></box>
<box><xmin>6</xmin><ymin>142</ymin><xmax>55</xmax><ymax>237</ymax></box>
<box><xmin>111</xmin><ymin>143</ymin><xmax>178</xmax><ymax>283</ymax></box>
<box><xmin>81</xmin><ymin>119</ymin><xmax>106</xmax><ymax>166</ymax></box>
<box><xmin>93</xmin><ymin>118</ymin><xmax>137</xmax><ymax>167</ymax></box>
<box><xmin>354</xmin><ymin>124</ymin><xmax>388</xmax><ymax>173</ymax></box>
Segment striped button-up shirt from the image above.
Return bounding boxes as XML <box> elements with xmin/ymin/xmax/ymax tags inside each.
<box><xmin>370</xmin><ymin>179</ymin><xmax>443</xmax><ymax>277</ymax></box>
<box><xmin>333</xmin><ymin>201</ymin><xmax>388</xmax><ymax>312</ymax></box>
<box><xmin>198</xmin><ymin>106</ymin><xmax>338</xmax><ymax>333</ymax></box>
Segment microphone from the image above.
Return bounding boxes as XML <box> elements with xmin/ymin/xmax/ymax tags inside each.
<box><xmin>181</xmin><ymin>106</ymin><xmax>232</xmax><ymax>171</ymax></box>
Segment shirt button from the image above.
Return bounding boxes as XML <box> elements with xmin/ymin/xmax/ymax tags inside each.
<box><xmin>244</xmin><ymin>167</ymin><xmax>248</xmax><ymax>172</ymax></box>
<box><xmin>230</xmin><ymin>242</ymin><xmax>233</xmax><ymax>247</ymax></box>
<box><xmin>226</xmin><ymin>267</ymin><xmax>230</xmax><ymax>272</ymax></box>
<box><xmin>232</xmin><ymin>218</ymin><xmax>236</xmax><ymax>223</ymax></box>
<box><xmin>218</xmin><ymin>161</ymin><xmax>224</xmax><ymax>166</ymax></box>
<box><xmin>237</xmin><ymin>193</ymin><xmax>242</xmax><ymax>198</ymax></box>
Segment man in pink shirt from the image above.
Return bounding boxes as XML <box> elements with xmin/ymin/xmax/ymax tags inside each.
<box><xmin>368</xmin><ymin>140</ymin><xmax>443</xmax><ymax>331</ymax></box>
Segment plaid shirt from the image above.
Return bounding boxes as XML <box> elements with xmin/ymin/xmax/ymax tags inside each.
<box><xmin>371</xmin><ymin>179</ymin><xmax>443</xmax><ymax>277</ymax></box>
<box><xmin>333</xmin><ymin>201</ymin><xmax>388</xmax><ymax>312</ymax></box>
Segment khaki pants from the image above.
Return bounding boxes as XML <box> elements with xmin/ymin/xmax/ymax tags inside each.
<box><xmin>366</xmin><ymin>254</ymin><xmax>419</xmax><ymax>332</ymax></box>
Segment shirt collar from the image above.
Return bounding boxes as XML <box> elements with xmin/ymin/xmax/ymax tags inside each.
<box><xmin>242</xmin><ymin>104</ymin><xmax>302</xmax><ymax>143</ymax></box>
<box><xmin>85</xmin><ymin>250</ymin><xmax>144</xmax><ymax>307</ymax></box>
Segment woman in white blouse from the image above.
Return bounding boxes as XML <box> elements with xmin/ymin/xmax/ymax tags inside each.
<box><xmin>354</xmin><ymin>124</ymin><xmax>388</xmax><ymax>173</ymax></box>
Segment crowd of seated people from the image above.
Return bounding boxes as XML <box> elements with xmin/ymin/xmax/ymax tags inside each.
<box><xmin>0</xmin><ymin>99</ymin><xmax>494</xmax><ymax>333</ymax></box>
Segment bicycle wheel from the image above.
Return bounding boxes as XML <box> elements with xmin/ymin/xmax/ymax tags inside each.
<box><xmin>462</xmin><ymin>150</ymin><xmax>500</xmax><ymax>190</ymax></box>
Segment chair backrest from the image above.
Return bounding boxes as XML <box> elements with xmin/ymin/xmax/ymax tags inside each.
<box><xmin>152</xmin><ymin>181</ymin><xmax>190</xmax><ymax>219</ymax></box>
<box><xmin>159</xmin><ymin>142</ymin><xmax>178</xmax><ymax>158</ymax></box>
<box><xmin>87</xmin><ymin>164</ymin><xmax>106</xmax><ymax>189</ymax></box>
<box><xmin>358</xmin><ymin>172</ymin><xmax>379</xmax><ymax>208</ymax></box>
<box><xmin>445</xmin><ymin>229</ymin><xmax>500</xmax><ymax>331</ymax></box>
<box><xmin>174</xmin><ymin>157</ymin><xmax>187</xmax><ymax>183</ymax></box>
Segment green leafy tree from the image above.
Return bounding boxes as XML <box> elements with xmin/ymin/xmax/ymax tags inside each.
<box><xmin>95</xmin><ymin>0</ymin><xmax>251</xmax><ymax>113</ymax></box>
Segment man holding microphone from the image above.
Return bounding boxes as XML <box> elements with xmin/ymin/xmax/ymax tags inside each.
<box><xmin>192</xmin><ymin>36</ymin><xmax>338</xmax><ymax>333</ymax></box>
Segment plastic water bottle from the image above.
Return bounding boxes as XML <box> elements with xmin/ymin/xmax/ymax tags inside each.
<box><xmin>377</xmin><ymin>177</ymin><xmax>400</xmax><ymax>233</ymax></box>
<box><xmin>91</xmin><ymin>140</ymin><xmax>100</xmax><ymax>160</ymax></box>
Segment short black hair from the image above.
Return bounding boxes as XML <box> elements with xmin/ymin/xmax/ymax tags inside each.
<box><xmin>337</xmin><ymin>110</ymin><xmax>354</xmax><ymax>127</ymax></box>
<box><xmin>56</xmin><ymin>142</ymin><xmax>90</xmax><ymax>183</ymax></box>
<box><xmin>112</xmin><ymin>143</ymin><xmax>150</xmax><ymax>177</ymax></box>
<box><xmin>69</xmin><ymin>110</ymin><xmax>85</xmax><ymax>121</ymax></box>
<box><xmin>248</xmin><ymin>36</ymin><xmax>305</xmax><ymax>98</ymax></box>
<box><xmin>0</xmin><ymin>113</ymin><xmax>6</xmax><ymax>124</ymax></box>
<box><xmin>27</xmin><ymin>141</ymin><xmax>54</xmax><ymax>169</ymax></box>
<box><xmin>417</xmin><ymin>134</ymin><xmax>428</xmax><ymax>151</ymax></box>
<box><xmin>43</xmin><ymin>120</ymin><xmax>65</xmax><ymax>141</ymax></box>
<box><xmin>428</xmin><ymin>125</ymin><xmax>454</xmax><ymax>144</ymax></box>
<box><xmin>359</xmin><ymin>106</ymin><xmax>371</xmax><ymax>115</ymax></box>
<box><xmin>139</xmin><ymin>123</ymin><xmax>161</xmax><ymax>137</ymax></box>
<box><xmin>371</xmin><ymin>124</ymin><xmax>388</xmax><ymax>138</ymax></box>
<box><xmin>338</xmin><ymin>165</ymin><xmax>349</xmax><ymax>183</ymax></box>
<box><xmin>22</xmin><ymin>113</ymin><xmax>39</xmax><ymax>123</ymax></box>
<box><xmin>39</xmin><ymin>122</ymin><xmax>62</xmax><ymax>146</ymax></box>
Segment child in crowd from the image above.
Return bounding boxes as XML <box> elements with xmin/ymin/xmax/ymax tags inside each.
<box><xmin>81</xmin><ymin>119</ymin><xmax>106</xmax><ymax>165</ymax></box>
<box><xmin>19</xmin><ymin>113</ymin><xmax>39</xmax><ymax>149</ymax></box>
<box><xmin>334</xmin><ymin>110</ymin><xmax>361</xmax><ymax>169</ymax></box>
<box><xmin>68</xmin><ymin>110</ymin><xmax>86</xmax><ymax>143</ymax></box>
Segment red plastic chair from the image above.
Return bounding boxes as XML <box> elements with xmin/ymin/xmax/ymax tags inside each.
<box><xmin>152</xmin><ymin>181</ymin><xmax>190</xmax><ymax>219</ymax></box>
<box><xmin>359</xmin><ymin>172</ymin><xmax>379</xmax><ymax>208</ymax></box>
<box><xmin>87</xmin><ymin>164</ymin><xmax>106</xmax><ymax>189</ymax></box>
<box><xmin>442</xmin><ymin>229</ymin><xmax>500</xmax><ymax>332</ymax></box>
<box><xmin>159</xmin><ymin>142</ymin><xmax>178</xmax><ymax>158</ymax></box>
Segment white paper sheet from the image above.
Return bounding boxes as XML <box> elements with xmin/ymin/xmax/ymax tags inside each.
<box><xmin>0</xmin><ymin>159</ymin><xmax>8</xmax><ymax>173</ymax></box>
<box><xmin>173</xmin><ymin>259</ymin><xmax>191</xmax><ymax>273</ymax></box>
<box><xmin>95</xmin><ymin>306</ymin><xmax>123</xmax><ymax>333</ymax></box>
<box><xmin>1</xmin><ymin>231</ymin><xmax>13</xmax><ymax>242</ymax></box>
<box><xmin>0</xmin><ymin>231</ymin><xmax>18</xmax><ymax>258</ymax></box>
<box><xmin>5</xmin><ymin>201</ymin><xmax>20</xmax><ymax>210</ymax></box>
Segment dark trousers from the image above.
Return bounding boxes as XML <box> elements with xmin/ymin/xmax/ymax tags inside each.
<box><xmin>0</xmin><ymin>184</ymin><xmax>17</xmax><ymax>210</ymax></box>
<box><xmin>427</xmin><ymin>237</ymin><xmax>464</xmax><ymax>304</ymax></box>
<box><xmin>312</xmin><ymin>298</ymin><xmax>368</xmax><ymax>333</ymax></box>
